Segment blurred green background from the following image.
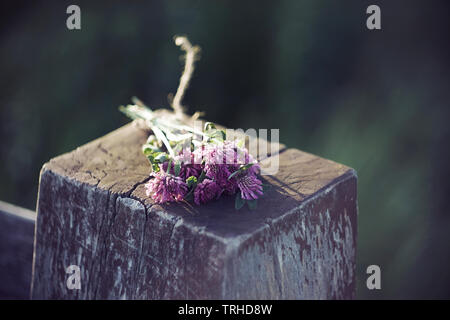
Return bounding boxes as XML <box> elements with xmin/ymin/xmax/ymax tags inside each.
<box><xmin>1</xmin><ymin>0</ymin><xmax>449</xmax><ymax>299</ymax></box>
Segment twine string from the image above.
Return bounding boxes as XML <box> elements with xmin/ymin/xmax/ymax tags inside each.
<box><xmin>171</xmin><ymin>36</ymin><xmax>201</xmax><ymax>118</ymax></box>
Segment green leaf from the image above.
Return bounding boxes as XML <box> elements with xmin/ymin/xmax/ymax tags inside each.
<box><xmin>235</xmin><ymin>193</ymin><xmax>246</xmax><ymax>210</ymax></box>
<box><xmin>184</xmin><ymin>176</ymin><xmax>198</xmax><ymax>201</ymax></box>
<box><xmin>213</xmin><ymin>130</ymin><xmax>226</xmax><ymax>142</ymax></box>
<box><xmin>204</xmin><ymin>122</ymin><xmax>216</xmax><ymax>132</ymax></box>
<box><xmin>228</xmin><ymin>169</ymin><xmax>240</xmax><ymax>181</ymax></box>
<box><xmin>142</xmin><ymin>143</ymin><xmax>161</xmax><ymax>156</ymax></box>
<box><xmin>220</xmin><ymin>130</ymin><xmax>226</xmax><ymax>140</ymax></box>
<box><xmin>186</xmin><ymin>176</ymin><xmax>198</xmax><ymax>188</ymax></box>
<box><xmin>198</xmin><ymin>170</ymin><xmax>207</xmax><ymax>183</ymax></box>
<box><xmin>203</xmin><ymin>122</ymin><xmax>226</xmax><ymax>144</ymax></box>
<box><xmin>151</xmin><ymin>163</ymin><xmax>160</xmax><ymax>172</ymax></box>
<box><xmin>146</xmin><ymin>156</ymin><xmax>159</xmax><ymax>172</ymax></box>
<box><xmin>145</xmin><ymin>153</ymin><xmax>159</xmax><ymax>173</ymax></box>
<box><xmin>204</xmin><ymin>128</ymin><xmax>226</xmax><ymax>144</ymax></box>
<box><xmin>166</xmin><ymin>159</ymin><xmax>173</xmax><ymax>174</ymax></box>
<box><xmin>228</xmin><ymin>163</ymin><xmax>255</xmax><ymax>180</ymax></box>
<box><xmin>174</xmin><ymin>162</ymin><xmax>181</xmax><ymax>176</ymax></box>
<box><xmin>241</xmin><ymin>163</ymin><xmax>254</xmax><ymax>171</ymax></box>
<box><xmin>154</xmin><ymin>153</ymin><xmax>168</xmax><ymax>163</ymax></box>
<box><xmin>247</xmin><ymin>199</ymin><xmax>257</xmax><ymax>210</ymax></box>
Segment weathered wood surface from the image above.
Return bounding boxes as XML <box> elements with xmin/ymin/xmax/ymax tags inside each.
<box><xmin>0</xmin><ymin>201</ymin><xmax>35</xmax><ymax>299</ymax></box>
<box><xmin>31</xmin><ymin>118</ymin><xmax>357</xmax><ymax>300</ymax></box>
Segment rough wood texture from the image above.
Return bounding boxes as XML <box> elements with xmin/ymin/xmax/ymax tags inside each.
<box><xmin>0</xmin><ymin>201</ymin><xmax>35</xmax><ymax>299</ymax></box>
<box><xmin>31</xmin><ymin>119</ymin><xmax>357</xmax><ymax>300</ymax></box>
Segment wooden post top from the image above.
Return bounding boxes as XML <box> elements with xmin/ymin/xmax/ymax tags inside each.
<box><xmin>41</xmin><ymin>121</ymin><xmax>356</xmax><ymax>243</ymax></box>
<box><xmin>33</xmin><ymin>113</ymin><xmax>358</xmax><ymax>299</ymax></box>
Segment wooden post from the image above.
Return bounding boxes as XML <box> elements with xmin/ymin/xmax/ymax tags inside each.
<box><xmin>0</xmin><ymin>201</ymin><xmax>35</xmax><ymax>299</ymax></box>
<box><xmin>31</xmin><ymin>120</ymin><xmax>357</xmax><ymax>299</ymax></box>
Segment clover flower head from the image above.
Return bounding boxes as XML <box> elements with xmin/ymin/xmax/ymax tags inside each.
<box><xmin>194</xmin><ymin>179</ymin><xmax>222</xmax><ymax>205</ymax></box>
<box><xmin>204</xmin><ymin>163</ymin><xmax>230</xmax><ymax>184</ymax></box>
<box><xmin>145</xmin><ymin>171</ymin><xmax>188</xmax><ymax>204</ymax></box>
<box><xmin>237</xmin><ymin>173</ymin><xmax>263</xmax><ymax>200</ymax></box>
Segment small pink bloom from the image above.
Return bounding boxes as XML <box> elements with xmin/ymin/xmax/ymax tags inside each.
<box><xmin>194</xmin><ymin>179</ymin><xmax>222</xmax><ymax>205</ymax></box>
<box><xmin>145</xmin><ymin>171</ymin><xmax>188</xmax><ymax>204</ymax></box>
<box><xmin>237</xmin><ymin>173</ymin><xmax>263</xmax><ymax>200</ymax></box>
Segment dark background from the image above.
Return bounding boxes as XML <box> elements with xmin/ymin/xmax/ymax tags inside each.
<box><xmin>0</xmin><ymin>0</ymin><xmax>449</xmax><ymax>299</ymax></box>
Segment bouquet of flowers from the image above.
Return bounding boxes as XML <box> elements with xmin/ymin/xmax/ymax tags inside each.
<box><xmin>119</xmin><ymin>36</ymin><xmax>267</xmax><ymax>210</ymax></box>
